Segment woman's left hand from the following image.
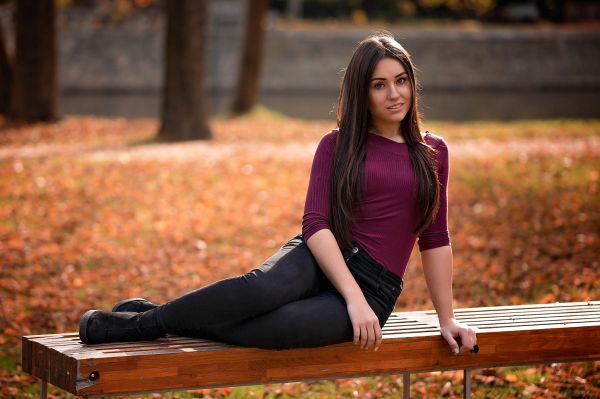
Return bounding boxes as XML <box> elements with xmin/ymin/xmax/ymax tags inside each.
<box><xmin>440</xmin><ymin>318</ymin><xmax>477</xmax><ymax>355</ymax></box>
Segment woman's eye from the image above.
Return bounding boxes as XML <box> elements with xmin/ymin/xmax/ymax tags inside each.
<box><xmin>374</xmin><ymin>82</ymin><xmax>384</xmax><ymax>89</ymax></box>
<box><xmin>396</xmin><ymin>78</ymin><xmax>406</xmax><ymax>85</ymax></box>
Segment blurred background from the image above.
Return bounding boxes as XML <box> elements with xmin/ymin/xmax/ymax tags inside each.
<box><xmin>1</xmin><ymin>0</ymin><xmax>599</xmax><ymax>122</ymax></box>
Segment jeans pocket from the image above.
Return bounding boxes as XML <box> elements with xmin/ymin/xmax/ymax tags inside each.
<box><xmin>363</xmin><ymin>292</ymin><xmax>388</xmax><ymax>328</ymax></box>
<box><xmin>377</xmin><ymin>284</ymin><xmax>400</xmax><ymax>314</ymax></box>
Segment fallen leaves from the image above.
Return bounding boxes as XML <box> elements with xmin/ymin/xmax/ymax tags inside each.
<box><xmin>1</xmin><ymin>115</ymin><xmax>599</xmax><ymax>398</ymax></box>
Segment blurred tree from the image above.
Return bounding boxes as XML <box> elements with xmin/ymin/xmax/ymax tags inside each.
<box><xmin>445</xmin><ymin>0</ymin><xmax>496</xmax><ymax>18</ymax></box>
<box><xmin>417</xmin><ymin>0</ymin><xmax>496</xmax><ymax>19</ymax></box>
<box><xmin>230</xmin><ymin>0</ymin><xmax>268</xmax><ymax>115</ymax></box>
<box><xmin>287</xmin><ymin>0</ymin><xmax>302</xmax><ymax>19</ymax></box>
<box><xmin>9</xmin><ymin>0</ymin><xmax>58</xmax><ymax>122</ymax></box>
<box><xmin>158</xmin><ymin>0</ymin><xmax>212</xmax><ymax>141</ymax></box>
<box><xmin>270</xmin><ymin>0</ymin><xmax>593</xmax><ymax>21</ymax></box>
<box><xmin>535</xmin><ymin>0</ymin><xmax>566</xmax><ymax>22</ymax></box>
<box><xmin>0</xmin><ymin>18</ymin><xmax>12</xmax><ymax>115</ymax></box>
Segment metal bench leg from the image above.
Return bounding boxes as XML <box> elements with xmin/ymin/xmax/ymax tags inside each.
<box><xmin>403</xmin><ymin>372</ymin><xmax>410</xmax><ymax>399</ymax></box>
<box><xmin>40</xmin><ymin>379</ymin><xmax>47</xmax><ymax>399</ymax></box>
<box><xmin>463</xmin><ymin>368</ymin><xmax>472</xmax><ymax>399</ymax></box>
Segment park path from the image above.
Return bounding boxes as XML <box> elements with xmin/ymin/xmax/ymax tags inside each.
<box><xmin>0</xmin><ymin>136</ymin><xmax>598</xmax><ymax>162</ymax></box>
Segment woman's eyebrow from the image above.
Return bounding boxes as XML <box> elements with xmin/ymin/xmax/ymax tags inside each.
<box><xmin>370</xmin><ymin>72</ymin><xmax>408</xmax><ymax>81</ymax></box>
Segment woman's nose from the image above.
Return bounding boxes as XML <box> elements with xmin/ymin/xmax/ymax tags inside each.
<box><xmin>388</xmin><ymin>85</ymin><xmax>400</xmax><ymax>99</ymax></box>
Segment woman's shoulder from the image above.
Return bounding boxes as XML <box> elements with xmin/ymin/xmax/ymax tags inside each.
<box><xmin>311</xmin><ymin>128</ymin><xmax>339</xmax><ymax>157</ymax></box>
<box><xmin>318</xmin><ymin>128</ymin><xmax>339</xmax><ymax>147</ymax></box>
<box><xmin>422</xmin><ymin>131</ymin><xmax>448</xmax><ymax>151</ymax></box>
<box><xmin>324</xmin><ymin>128</ymin><xmax>339</xmax><ymax>140</ymax></box>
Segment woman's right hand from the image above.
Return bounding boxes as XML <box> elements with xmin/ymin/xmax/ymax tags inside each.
<box><xmin>304</xmin><ymin>231</ymin><xmax>383</xmax><ymax>351</ymax></box>
<box><xmin>347</xmin><ymin>299</ymin><xmax>382</xmax><ymax>351</ymax></box>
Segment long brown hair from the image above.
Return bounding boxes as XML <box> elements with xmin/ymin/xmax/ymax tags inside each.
<box><xmin>331</xmin><ymin>33</ymin><xmax>441</xmax><ymax>250</ymax></box>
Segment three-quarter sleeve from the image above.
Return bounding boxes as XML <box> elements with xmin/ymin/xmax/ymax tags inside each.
<box><xmin>418</xmin><ymin>135</ymin><xmax>451</xmax><ymax>252</ymax></box>
<box><xmin>302</xmin><ymin>131</ymin><xmax>337</xmax><ymax>242</ymax></box>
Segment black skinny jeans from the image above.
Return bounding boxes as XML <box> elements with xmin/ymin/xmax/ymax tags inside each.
<box><xmin>153</xmin><ymin>234</ymin><xmax>403</xmax><ymax>349</ymax></box>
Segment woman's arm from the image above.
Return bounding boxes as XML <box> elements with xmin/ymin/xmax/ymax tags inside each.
<box><xmin>302</xmin><ymin>132</ymin><xmax>381</xmax><ymax>351</ymax></box>
<box><xmin>306</xmin><ymin>229</ymin><xmax>383</xmax><ymax>351</ymax></box>
<box><xmin>421</xmin><ymin>245</ymin><xmax>477</xmax><ymax>354</ymax></box>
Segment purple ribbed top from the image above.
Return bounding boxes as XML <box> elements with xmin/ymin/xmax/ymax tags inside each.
<box><xmin>302</xmin><ymin>129</ymin><xmax>451</xmax><ymax>278</ymax></box>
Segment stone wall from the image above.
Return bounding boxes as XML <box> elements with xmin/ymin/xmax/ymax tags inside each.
<box><xmin>2</xmin><ymin>3</ymin><xmax>599</xmax><ymax>94</ymax></box>
<box><xmin>263</xmin><ymin>28</ymin><xmax>600</xmax><ymax>92</ymax></box>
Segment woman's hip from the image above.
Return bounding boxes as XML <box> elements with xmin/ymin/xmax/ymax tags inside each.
<box><xmin>267</xmin><ymin>234</ymin><xmax>403</xmax><ymax>323</ymax></box>
<box><xmin>341</xmin><ymin>243</ymin><xmax>403</xmax><ymax>324</ymax></box>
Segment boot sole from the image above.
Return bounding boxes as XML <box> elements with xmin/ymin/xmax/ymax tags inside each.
<box><xmin>111</xmin><ymin>297</ymin><xmax>148</xmax><ymax>312</ymax></box>
<box><xmin>79</xmin><ymin>309</ymin><xmax>101</xmax><ymax>344</ymax></box>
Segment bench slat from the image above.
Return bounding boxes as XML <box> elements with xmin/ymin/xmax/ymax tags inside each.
<box><xmin>454</xmin><ymin>310</ymin><xmax>600</xmax><ymax>322</ymax></box>
<box><xmin>421</xmin><ymin>301</ymin><xmax>596</xmax><ymax>313</ymax></box>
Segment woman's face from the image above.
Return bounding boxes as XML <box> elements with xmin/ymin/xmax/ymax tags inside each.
<box><xmin>368</xmin><ymin>57</ymin><xmax>412</xmax><ymax>132</ymax></box>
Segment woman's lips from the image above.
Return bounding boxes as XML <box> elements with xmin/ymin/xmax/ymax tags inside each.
<box><xmin>387</xmin><ymin>103</ymin><xmax>404</xmax><ymax>112</ymax></box>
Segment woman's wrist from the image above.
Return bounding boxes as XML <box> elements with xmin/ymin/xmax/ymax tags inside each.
<box><xmin>341</xmin><ymin>286</ymin><xmax>367</xmax><ymax>304</ymax></box>
<box><xmin>439</xmin><ymin>315</ymin><xmax>456</xmax><ymax>327</ymax></box>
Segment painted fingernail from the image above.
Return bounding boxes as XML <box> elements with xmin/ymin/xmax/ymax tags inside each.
<box><xmin>452</xmin><ymin>348</ymin><xmax>459</xmax><ymax>355</ymax></box>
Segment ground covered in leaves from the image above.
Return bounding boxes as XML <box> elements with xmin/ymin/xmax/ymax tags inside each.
<box><xmin>1</xmin><ymin>111</ymin><xmax>599</xmax><ymax>398</ymax></box>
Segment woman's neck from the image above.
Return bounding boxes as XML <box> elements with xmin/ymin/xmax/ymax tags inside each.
<box><xmin>369</xmin><ymin>124</ymin><xmax>403</xmax><ymax>142</ymax></box>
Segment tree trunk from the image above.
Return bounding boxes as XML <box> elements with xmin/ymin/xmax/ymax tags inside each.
<box><xmin>158</xmin><ymin>0</ymin><xmax>212</xmax><ymax>141</ymax></box>
<box><xmin>10</xmin><ymin>0</ymin><xmax>58</xmax><ymax>122</ymax></box>
<box><xmin>230</xmin><ymin>0</ymin><xmax>268</xmax><ymax>115</ymax></box>
<box><xmin>0</xmin><ymin>18</ymin><xmax>12</xmax><ymax>116</ymax></box>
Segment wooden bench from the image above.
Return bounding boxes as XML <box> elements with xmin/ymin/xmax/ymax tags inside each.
<box><xmin>22</xmin><ymin>301</ymin><xmax>600</xmax><ymax>398</ymax></box>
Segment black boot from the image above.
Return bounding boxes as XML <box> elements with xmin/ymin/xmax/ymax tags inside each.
<box><xmin>79</xmin><ymin>309</ymin><xmax>165</xmax><ymax>344</ymax></box>
<box><xmin>111</xmin><ymin>297</ymin><xmax>158</xmax><ymax>313</ymax></box>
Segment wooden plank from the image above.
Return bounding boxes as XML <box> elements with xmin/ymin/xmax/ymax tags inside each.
<box><xmin>70</xmin><ymin>325</ymin><xmax>600</xmax><ymax>396</ymax></box>
<box><xmin>21</xmin><ymin>336</ymin><xmax>33</xmax><ymax>375</ymax></box>
<box><xmin>463</xmin><ymin>318</ymin><xmax>600</xmax><ymax>328</ymax></box>
<box><xmin>462</xmin><ymin>314</ymin><xmax>600</xmax><ymax>324</ymax></box>
<box><xmin>393</xmin><ymin>307</ymin><xmax>600</xmax><ymax>328</ymax></box>
<box><xmin>444</xmin><ymin>301</ymin><xmax>598</xmax><ymax>313</ymax></box>
<box><xmin>395</xmin><ymin>303</ymin><xmax>600</xmax><ymax>318</ymax></box>
<box><xmin>455</xmin><ymin>311</ymin><xmax>600</xmax><ymax>322</ymax></box>
<box><xmin>23</xmin><ymin>339</ymin><xmax>78</xmax><ymax>394</ymax></box>
<box><xmin>451</xmin><ymin>321</ymin><xmax>600</xmax><ymax>333</ymax></box>
<box><xmin>460</xmin><ymin>318</ymin><xmax>600</xmax><ymax>329</ymax></box>
<box><xmin>28</xmin><ymin>340</ymin><xmax>48</xmax><ymax>382</ymax></box>
<box><xmin>454</xmin><ymin>309</ymin><xmax>600</xmax><ymax>318</ymax></box>
<box><xmin>455</xmin><ymin>303</ymin><xmax>600</xmax><ymax>312</ymax></box>
<box><xmin>453</xmin><ymin>305</ymin><xmax>600</xmax><ymax>315</ymax></box>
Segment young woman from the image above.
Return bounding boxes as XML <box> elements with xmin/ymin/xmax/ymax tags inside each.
<box><xmin>79</xmin><ymin>33</ymin><xmax>477</xmax><ymax>354</ymax></box>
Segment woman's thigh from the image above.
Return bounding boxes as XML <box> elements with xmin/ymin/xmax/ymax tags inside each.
<box><xmin>193</xmin><ymin>290</ymin><xmax>353</xmax><ymax>349</ymax></box>
<box><xmin>159</xmin><ymin>234</ymin><xmax>329</xmax><ymax>331</ymax></box>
